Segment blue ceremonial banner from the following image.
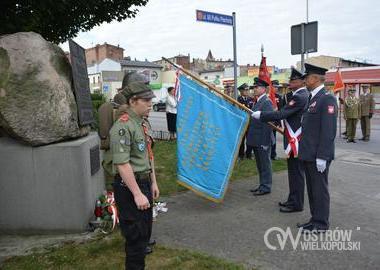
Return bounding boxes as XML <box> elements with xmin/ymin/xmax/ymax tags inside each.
<box><xmin>196</xmin><ymin>10</ymin><xmax>233</xmax><ymax>26</ymax></box>
<box><xmin>176</xmin><ymin>75</ymin><xmax>250</xmax><ymax>202</ymax></box>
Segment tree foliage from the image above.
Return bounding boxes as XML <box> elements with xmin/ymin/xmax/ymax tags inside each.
<box><xmin>0</xmin><ymin>0</ymin><xmax>149</xmax><ymax>44</ymax></box>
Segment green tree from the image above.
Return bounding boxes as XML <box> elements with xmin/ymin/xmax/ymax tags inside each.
<box><xmin>0</xmin><ymin>0</ymin><xmax>149</xmax><ymax>44</ymax></box>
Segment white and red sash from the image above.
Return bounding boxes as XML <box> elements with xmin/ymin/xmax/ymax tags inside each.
<box><xmin>284</xmin><ymin>120</ymin><xmax>302</xmax><ymax>158</ymax></box>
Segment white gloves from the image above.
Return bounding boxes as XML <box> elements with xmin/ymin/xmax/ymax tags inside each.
<box><xmin>316</xmin><ymin>158</ymin><xmax>327</xmax><ymax>173</ymax></box>
<box><xmin>251</xmin><ymin>111</ymin><xmax>261</xmax><ymax>119</ymax></box>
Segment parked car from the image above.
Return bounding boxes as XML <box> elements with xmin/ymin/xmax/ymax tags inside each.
<box><xmin>153</xmin><ymin>100</ymin><xmax>166</xmax><ymax>112</ymax></box>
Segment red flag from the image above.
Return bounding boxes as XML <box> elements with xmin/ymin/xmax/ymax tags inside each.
<box><xmin>333</xmin><ymin>68</ymin><xmax>344</xmax><ymax>93</ymax></box>
<box><xmin>259</xmin><ymin>56</ymin><xmax>277</xmax><ymax>109</ymax></box>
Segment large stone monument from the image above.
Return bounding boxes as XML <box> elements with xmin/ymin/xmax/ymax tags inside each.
<box><xmin>0</xmin><ymin>32</ymin><xmax>104</xmax><ymax>233</ymax></box>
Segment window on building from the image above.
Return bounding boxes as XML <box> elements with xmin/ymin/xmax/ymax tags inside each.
<box><xmin>93</xmin><ymin>77</ymin><xmax>95</xmax><ymax>84</ymax></box>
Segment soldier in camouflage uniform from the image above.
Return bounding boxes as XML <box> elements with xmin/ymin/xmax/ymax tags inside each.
<box><xmin>359</xmin><ymin>85</ymin><xmax>376</xmax><ymax>141</ymax></box>
<box><xmin>110</xmin><ymin>81</ymin><xmax>159</xmax><ymax>270</ymax></box>
<box><xmin>344</xmin><ymin>88</ymin><xmax>360</xmax><ymax>143</ymax></box>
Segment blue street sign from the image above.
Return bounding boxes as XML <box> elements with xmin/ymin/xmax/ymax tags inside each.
<box><xmin>196</xmin><ymin>10</ymin><xmax>233</xmax><ymax>26</ymax></box>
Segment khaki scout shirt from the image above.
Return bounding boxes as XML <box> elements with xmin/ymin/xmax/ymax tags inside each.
<box><xmin>344</xmin><ymin>96</ymin><xmax>360</xmax><ymax>119</ymax></box>
<box><xmin>110</xmin><ymin>108</ymin><xmax>152</xmax><ymax>175</ymax></box>
<box><xmin>360</xmin><ymin>93</ymin><xmax>375</xmax><ymax>116</ymax></box>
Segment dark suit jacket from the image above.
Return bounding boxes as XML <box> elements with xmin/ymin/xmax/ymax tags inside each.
<box><xmin>260</xmin><ymin>88</ymin><xmax>308</xmax><ymax>150</ymax></box>
<box><xmin>298</xmin><ymin>88</ymin><xmax>338</xmax><ymax>162</ymax></box>
<box><xmin>246</xmin><ymin>95</ymin><xmax>274</xmax><ymax>147</ymax></box>
<box><xmin>237</xmin><ymin>95</ymin><xmax>254</xmax><ymax>109</ymax></box>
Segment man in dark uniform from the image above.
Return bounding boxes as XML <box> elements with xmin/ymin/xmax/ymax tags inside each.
<box><xmin>270</xmin><ymin>80</ymin><xmax>283</xmax><ymax>160</ymax></box>
<box><xmin>237</xmin><ymin>83</ymin><xmax>254</xmax><ymax>159</ymax></box>
<box><xmin>297</xmin><ymin>63</ymin><xmax>338</xmax><ymax>233</ymax></box>
<box><xmin>247</xmin><ymin>78</ymin><xmax>274</xmax><ymax>195</ymax></box>
<box><xmin>252</xmin><ymin>68</ymin><xmax>308</xmax><ymax>212</ymax></box>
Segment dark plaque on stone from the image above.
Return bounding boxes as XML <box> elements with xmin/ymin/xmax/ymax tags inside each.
<box><xmin>69</xmin><ymin>39</ymin><xmax>94</xmax><ymax>126</ymax></box>
<box><xmin>90</xmin><ymin>145</ymin><xmax>100</xmax><ymax>175</ymax></box>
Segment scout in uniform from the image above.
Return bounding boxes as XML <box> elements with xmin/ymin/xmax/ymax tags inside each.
<box><xmin>297</xmin><ymin>63</ymin><xmax>338</xmax><ymax>233</ymax></box>
<box><xmin>247</xmin><ymin>77</ymin><xmax>274</xmax><ymax>196</ymax></box>
<box><xmin>359</xmin><ymin>85</ymin><xmax>376</xmax><ymax>141</ymax></box>
<box><xmin>344</xmin><ymin>88</ymin><xmax>360</xmax><ymax>143</ymax></box>
<box><xmin>110</xmin><ymin>81</ymin><xmax>159</xmax><ymax>269</ymax></box>
<box><xmin>237</xmin><ymin>83</ymin><xmax>254</xmax><ymax>159</ymax></box>
<box><xmin>252</xmin><ymin>68</ymin><xmax>308</xmax><ymax>212</ymax></box>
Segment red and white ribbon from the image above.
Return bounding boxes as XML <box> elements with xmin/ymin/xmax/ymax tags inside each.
<box><xmin>284</xmin><ymin>120</ymin><xmax>302</xmax><ymax>158</ymax></box>
<box><xmin>106</xmin><ymin>191</ymin><xmax>119</xmax><ymax>231</ymax></box>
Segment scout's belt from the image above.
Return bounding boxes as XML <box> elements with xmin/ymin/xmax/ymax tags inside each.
<box><xmin>115</xmin><ymin>171</ymin><xmax>151</xmax><ymax>182</ymax></box>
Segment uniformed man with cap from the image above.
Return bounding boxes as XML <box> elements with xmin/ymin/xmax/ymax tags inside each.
<box><xmin>237</xmin><ymin>83</ymin><xmax>254</xmax><ymax>159</ymax></box>
<box><xmin>110</xmin><ymin>80</ymin><xmax>159</xmax><ymax>269</ymax></box>
<box><xmin>252</xmin><ymin>68</ymin><xmax>308</xmax><ymax>212</ymax></box>
<box><xmin>359</xmin><ymin>85</ymin><xmax>375</xmax><ymax>141</ymax></box>
<box><xmin>297</xmin><ymin>63</ymin><xmax>338</xmax><ymax>233</ymax></box>
<box><xmin>247</xmin><ymin>77</ymin><xmax>274</xmax><ymax>195</ymax></box>
<box><xmin>344</xmin><ymin>88</ymin><xmax>360</xmax><ymax>143</ymax></box>
<box><xmin>270</xmin><ymin>80</ymin><xmax>283</xmax><ymax>161</ymax></box>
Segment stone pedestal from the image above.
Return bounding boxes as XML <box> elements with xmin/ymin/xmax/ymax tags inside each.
<box><xmin>0</xmin><ymin>133</ymin><xmax>105</xmax><ymax>233</ymax></box>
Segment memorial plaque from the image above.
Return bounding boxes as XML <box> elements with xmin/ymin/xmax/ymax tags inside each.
<box><xmin>90</xmin><ymin>145</ymin><xmax>100</xmax><ymax>175</ymax></box>
<box><xmin>69</xmin><ymin>39</ymin><xmax>94</xmax><ymax>126</ymax></box>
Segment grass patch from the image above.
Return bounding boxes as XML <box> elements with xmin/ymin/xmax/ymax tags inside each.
<box><xmin>154</xmin><ymin>141</ymin><xmax>287</xmax><ymax>196</ymax></box>
<box><xmin>2</xmin><ymin>232</ymin><xmax>246</xmax><ymax>270</ymax></box>
<box><xmin>105</xmin><ymin>140</ymin><xmax>287</xmax><ymax>196</ymax></box>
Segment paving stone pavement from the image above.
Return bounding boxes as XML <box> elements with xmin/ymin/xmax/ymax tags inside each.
<box><xmin>153</xmin><ymin>144</ymin><xmax>380</xmax><ymax>270</ymax></box>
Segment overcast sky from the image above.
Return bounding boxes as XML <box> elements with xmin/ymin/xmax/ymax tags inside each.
<box><xmin>61</xmin><ymin>0</ymin><xmax>380</xmax><ymax>68</ymax></box>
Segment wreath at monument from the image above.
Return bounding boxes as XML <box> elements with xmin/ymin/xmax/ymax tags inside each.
<box><xmin>92</xmin><ymin>191</ymin><xmax>119</xmax><ymax>234</ymax></box>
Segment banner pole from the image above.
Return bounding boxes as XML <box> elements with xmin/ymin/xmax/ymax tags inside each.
<box><xmin>162</xmin><ymin>57</ymin><xmax>284</xmax><ymax>135</ymax></box>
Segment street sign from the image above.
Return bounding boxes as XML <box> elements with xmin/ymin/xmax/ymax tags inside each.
<box><xmin>291</xmin><ymin>21</ymin><xmax>318</xmax><ymax>55</ymax></box>
<box><xmin>196</xmin><ymin>10</ymin><xmax>233</xmax><ymax>26</ymax></box>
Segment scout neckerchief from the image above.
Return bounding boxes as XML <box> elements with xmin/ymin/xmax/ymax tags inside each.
<box><xmin>142</xmin><ymin>122</ymin><xmax>154</xmax><ymax>161</ymax></box>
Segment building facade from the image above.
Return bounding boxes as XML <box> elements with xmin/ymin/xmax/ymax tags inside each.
<box><xmin>120</xmin><ymin>59</ymin><xmax>163</xmax><ymax>89</ymax></box>
<box><xmin>297</xmin><ymin>55</ymin><xmax>376</xmax><ymax>70</ymax></box>
<box><xmin>85</xmin><ymin>43</ymin><xmax>124</xmax><ymax>66</ymax></box>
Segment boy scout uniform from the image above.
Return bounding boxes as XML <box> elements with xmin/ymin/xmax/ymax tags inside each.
<box><xmin>344</xmin><ymin>90</ymin><xmax>360</xmax><ymax>142</ymax></box>
<box><xmin>110</xmin><ymin>81</ymin><xmax>155</xmax><ymax>270</ymax></box>
<box><xmin>359</xmin><ymin>87</ymin><xmax>375</xmax><ymax>141</ymax></box>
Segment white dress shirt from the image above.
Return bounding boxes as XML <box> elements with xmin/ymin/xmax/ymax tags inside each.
<box><xmin>166</xmin><ymin>95</ymin><xmax>177</xmax><ymax>114</ymax></box>
<box><xmin>310</xmin><ymin>84</ymin><xmax>325</xmax><ymax>99</ymax></box>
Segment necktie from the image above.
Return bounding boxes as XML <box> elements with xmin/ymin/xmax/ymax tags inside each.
<box><xmin>308</xmin><ymin>94</ymin><xmax>312</xmax><ymax>106</ymax></box>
